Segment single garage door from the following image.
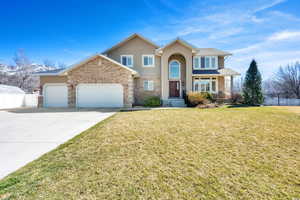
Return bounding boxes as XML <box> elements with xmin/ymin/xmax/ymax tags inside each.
<box><xmin>76</xmin><ymin>84</ymin><xmax>123</xmax><ymax>108</ymax></box>
<box><xmin>44</xmin><ymin>84</ymin><xmax>68</xmax><ymax>107</ymax></box>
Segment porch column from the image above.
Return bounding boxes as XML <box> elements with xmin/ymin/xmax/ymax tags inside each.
<box><xmin>185</xmin><ymin>55</ymin><xmax>193</xmax><ymax>93</ymax></box>
<box><xmin>161</xmin><ymin>54</ymin><xmax>169</xmax><ymax>100</ymax></box>
<box><xmin>230</xmin><ymin>75</ymin><xmax>234</xmax><ymax>97</ymax></box>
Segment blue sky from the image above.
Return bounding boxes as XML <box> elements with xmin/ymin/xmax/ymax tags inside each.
<box><xmin>0</xmin><ymin>0</ymin><xmax>300</xmax><ymax>78</ymax></box>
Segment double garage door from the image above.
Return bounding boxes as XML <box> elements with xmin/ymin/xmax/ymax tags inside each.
<box><xmin>44</xmin><ymin>84</ymin><xmax>123</xmax><ymax>108</ymax></box>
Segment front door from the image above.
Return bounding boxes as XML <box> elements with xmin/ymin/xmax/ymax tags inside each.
<box><xmin>169</xmin><ymin>81</ymin><xmax>180</xmax><ymax>97</ymax></box>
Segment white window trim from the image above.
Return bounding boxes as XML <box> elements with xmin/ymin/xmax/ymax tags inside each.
<box><xmin>120</xmin><ymin>55</ymin><xmax>133</xmax><ymax>67</ymax></box>
<box><xmin>142</xmin><ymin>55</ymin><xmax>155</xmax><ymax>67</ymax></box>
<box><xmin>143</xmin><ymin>80</ymin><xmax>154</xmax><ymax>91</ymax></box>
<box><xmin>193</xmin><ymin>77</ymin><xmax>218</xmax><ymax>93</ymax></box>
<box><xmin>193</xmin><ymin>56</ymin><xmax>201</xmax><ymax>70</ymax></box>
<box><xmin>169</xmin><ymin>60</ymin><xmax>181</xmax><ymax>80</ymax></box>
<box><xmin>197</xmin><ymin>56</ymin><xmax>218</xmax><ymax>70</ymax></box>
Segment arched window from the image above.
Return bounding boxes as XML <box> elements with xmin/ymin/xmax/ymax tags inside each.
<box><xmin>169</xmin><ymin>60</ymin><xmax>180</xmax><ymax>79</ymax></box>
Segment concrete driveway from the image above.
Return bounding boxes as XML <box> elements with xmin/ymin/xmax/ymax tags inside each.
<box><xmin>0</xmin><ymin>108</ymin><xmax>116</xmax><ymax>179</ymax></box>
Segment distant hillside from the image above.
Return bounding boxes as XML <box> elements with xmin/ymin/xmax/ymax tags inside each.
<box><xmin>0</xmin><ymin>63</ymin><xmax>58</xmax><ymax>75</ymax></box>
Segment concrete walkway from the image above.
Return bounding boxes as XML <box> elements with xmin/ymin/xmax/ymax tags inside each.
<box><xmin>0</xmin><ymin>108</ymin><xmax>116</xmax><ymax>179</ymax></box>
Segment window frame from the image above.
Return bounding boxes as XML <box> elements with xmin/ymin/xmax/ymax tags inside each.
<box><xmin>143</xmin><ymin>80</ymin><xmax>154</xmax><ymax>91</ymax></box>
<box><xmin>120</xmin><ymin>55</ymin><xmax>133</xmax><ymax>67</ymax></box>
<box><xmin>169</xmin><ymin>60</ymin><xmax>181</xmax><ymax>80</ymax></box>
<box><xmin>142</xmin><ymin>55</ymin><xmax>155</xmax><ymax>67</ymax></box>
<box><xmin>193</xmin><ymin>56</ymin><xmax>201</xmax><ymax>69</ymax></box>
<box><xmin>193</xmin><ymin>77</ymin><xmax>218</xmax><ymax>93</ymax></box>
<box><xmin>194</xmin><ymin>56</ymin><xmax>218</xmax><ymax>70</ymax></box>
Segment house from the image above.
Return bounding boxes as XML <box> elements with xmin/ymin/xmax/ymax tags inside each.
<box><xmin>37</xmin><ymin>33</ymin><xmax>240</xmax><ymax>108</ymax></box>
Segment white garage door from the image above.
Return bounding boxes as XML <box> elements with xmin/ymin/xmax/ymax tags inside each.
<box><xmin>76</xmin><ymin>84</ymin><xmax>123</xmax><ymax>108</ymax></box>
<box><xmin>44</xmin><ymin>84</ymin><xmax>68</xmax><ymax>107</ymax></box>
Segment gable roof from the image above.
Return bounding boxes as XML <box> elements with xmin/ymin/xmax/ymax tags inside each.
<box><xmin>156</xmin><ymin>38</ymin><xmax>198</xmax><ymax>54</ymax></box>
<box><xmin>195</xmin><ymin>48</ymin><xmax>232</xmax><ymax>56</ymax></box>
<box><xmin>59</xmin><ymin>54</ymin><xmax>138</xmax><ymax>76</ymax></box>
<box><xmin>102</xmin><ymin>33</ymin><xmax>159</xmax><ymax>54</ymax></box>
<box><xmin>34</xmin><ymin>68</ymin><xmax>65</xmax><ymax>76</ymax></box>
<box><xmin>36</xmin><ymin>54</ymin><xmax>138</xmax><ymax>77</ymax></box>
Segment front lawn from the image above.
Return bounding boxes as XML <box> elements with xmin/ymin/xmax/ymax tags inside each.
<box><xmin>0</xmin><ymin>107</ymin><xmax>299</xmax><ymax>199</ymax></box>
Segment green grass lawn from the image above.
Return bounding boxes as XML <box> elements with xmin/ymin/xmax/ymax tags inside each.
<box><xmin>0</xmin><ymin>107</ymin><xmax>299</xmax><ymax>199</ymax></box>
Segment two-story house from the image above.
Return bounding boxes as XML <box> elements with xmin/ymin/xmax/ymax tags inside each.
<box><xmin>38</xmin><ymin>33</ymin><xmax>240</xmax><ymax>107</ymax></box>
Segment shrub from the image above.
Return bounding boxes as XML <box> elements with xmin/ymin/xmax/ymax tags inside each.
<box><xmin>231</xmin><ymin>93</ymin><xmax>244</xmax><ymax>104</ymax></box>
<box><xmin>187</xmin><ymin>92</ymin><xmax>211</xmax><ymax>107</ymax></box>
<box><xmin>144</xmin><ymin>96</ymin><xmax>161</xmax><ymax>107</ymax></box>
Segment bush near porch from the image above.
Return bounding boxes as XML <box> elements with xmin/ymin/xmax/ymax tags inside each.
<box><xmin>143</xmin><ymin>96</ymin><xmax>161</xmax><ymax>107</ymax></box>
<box><xmin>186</xmin><ymin>92</ymin><xmax>215</xmax><ymax>107</ymax></box>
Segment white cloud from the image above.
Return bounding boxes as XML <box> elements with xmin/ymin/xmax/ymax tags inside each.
<box><xmin>140</xmin><ymin>0</ymin><xmax>300</xmax><ymax>79</ymax></box>
<box><xmin>254</xmin><ymin>0</ymin><xmax>286</xmax><ymax>13</ymax></box>
<box><xmin>267</xmin><ymin>31</ymin><xmax>300</xmax><ymax>41</ymax></box>
<box><xmin>269</xmin><ymin>11</ymin><xmax>300</xmax><ymax>21</ymax></box>
<box><xmin>208</xmin><ymin>28</ymin><xmax>244</xmax><ymax>39</ymax></box>
<box><xmin>250</xmin><ymin>16</ymin><xmax>266</xmax><ymax>23</ymax></box>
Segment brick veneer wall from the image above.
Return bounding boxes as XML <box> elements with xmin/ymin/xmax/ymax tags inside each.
<box><xmin>66</xmin><ymin>56</ymin><xmax>134</xmax><ymax>107</ymax></box>
<box><xmin>134</xmin><ymin>76</ymin><xmax>161</xmax><ymax>105</ymax></box>
<box><xmin>38</xmin><ymin>57</ymin><xmax>134</xmax><ymax>107</ymax></box>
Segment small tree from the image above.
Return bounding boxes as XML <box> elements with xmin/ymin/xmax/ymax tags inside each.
<box><xmin>243</xmin><ymin>60</ymin><xmax>264</xmax><ymax>105</ymax></box>
<box><xmin>275</xmin><ymin>62</ymin><xmax>300</xmax><ymax>99</ymax></box>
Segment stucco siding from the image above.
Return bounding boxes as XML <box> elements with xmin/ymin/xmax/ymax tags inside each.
<box><xmin>161</xmin><ymin>41</ymin><xmax>193</xmax><ymax>100</ymax></box>
<box><xmin>106</xmin><ymin>36</ymin><xmax>161</xmax><ymax>103</ymax></box>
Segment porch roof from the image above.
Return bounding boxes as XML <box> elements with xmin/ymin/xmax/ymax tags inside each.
<box><xmin>192</xmin><ymin>68</ymin><xmax>240</xmax><ymax>76</ymax></box>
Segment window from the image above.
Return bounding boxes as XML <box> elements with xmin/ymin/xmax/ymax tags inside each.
<box><xmin>193</xmin><ymin>56</ymin><xmax>218</xmax><ymax>69</ymax></box>
<box><xmin>142</xmin><ymin>55</ymin><xmax>155</xmax><ymax>67</ymax></box>
<box><xmin>193</xmin><ymin>56</ymin><xmax>201</xmax><ymax>69</ymax></box>
<box><xmin>121</xmin><ymin>55</ymin><xmax>133</xmax><ymax>67</ymax></box>
<box><xmin>169</xmin><ymin>60</ymin><xmax>180</xmax><ymax>79</ymax></box>
<box><xmin>143</xmin><ymin>80</ymin><xmax>154</xmax><ymax>91</ymax></box>
<box><xmin>193</xmin><ymin>77</ymin><xmax>217</xmax><ymax>93</ymax></box>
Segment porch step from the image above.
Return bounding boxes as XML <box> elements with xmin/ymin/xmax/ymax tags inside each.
<box><xmin>168</xmin><ymin>99</ymin><xmax>186</xmax><ymax>107</ymax></box>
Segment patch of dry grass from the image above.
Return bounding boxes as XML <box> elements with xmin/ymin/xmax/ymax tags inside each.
<box><xmin>0</xmin><ymin>107</ymin><xmax>299</xmax><ymax>199</ymax></box>
<box><xmin>272</xmin><ymin>106</ymin><xmax>300</xmax><ymax>114</ymax></box>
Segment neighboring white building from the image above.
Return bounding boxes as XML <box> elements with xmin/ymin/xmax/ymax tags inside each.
<box><xmin>0</xmin><ymin>84</ymin><xmax>38</xmax><ymax>109</ymax></box>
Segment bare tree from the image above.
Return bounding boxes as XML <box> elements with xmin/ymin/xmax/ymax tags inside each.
<box><xmin>57</xmin><ymin>62</ymin><xmax>67</xmax><ymax>69</ymax></box>
<box><xmin>232</xmin><ymin>76</ymin><xmax>244</xmax><ymax>93</ymax></box>
<box><xmin>11</xmin><ymin>49</ymin><xmax>38</xmax><ymax>92</ymax></box>
<box><xmin>43</xmin><ymin>59</ymin><xmax>56</xmax><ymax>67</ymax></box>
<box><xmin>274</xmin><ymin>62</ymin><xmax>300</xmax><ymax>98</ymax></box>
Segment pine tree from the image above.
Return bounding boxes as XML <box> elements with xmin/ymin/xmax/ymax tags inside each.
<box><xmin>243</xmin><ymin>60</ymin><xmax>264</xmax><ymax>105</ymax></box>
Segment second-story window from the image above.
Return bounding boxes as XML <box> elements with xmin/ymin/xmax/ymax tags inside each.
<box><xmin>193</xmin><ymin>56</ymin><xmax>201</xmax><ymax>69</ymax></box>
<box><xmin>143</xmin><ymin>55</ymin><xmax>155</xmax><ymax>67</ymax></box>
<box><xmin>121</xmin><ymin>55</ymin><xmax>133</xmax><ymax>67</ymax></box>
<box><xmin>193</xmin><ymin>56</ymin><xmax>218</xmax><ymax>69</ymax></box>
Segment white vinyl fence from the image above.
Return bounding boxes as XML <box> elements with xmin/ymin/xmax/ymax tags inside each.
<box><xmin>264</xmin><ymin>97</ymin><xmax>300</xmax><ymax>106</ymax></box>
<box><xmin>0</xmin><ymin>94</ymin><xmax>38</xmax><ymax>109</ymax></box>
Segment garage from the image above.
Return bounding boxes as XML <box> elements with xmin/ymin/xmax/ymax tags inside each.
<box><xmin>76</xmin><ymin>84</ymin><xmax>123</xmax><ymax>108</ymax></box>
<box><xmin>43</xmin><ymin>84</ymin><xmax>68</xmax><ymax>107</ymax></box>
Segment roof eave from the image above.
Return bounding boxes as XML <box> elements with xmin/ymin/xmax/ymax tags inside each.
<box><xmin>58</xmin><ymin>54</ymin><xmax>139</xmax><ymax>76</ymax></box>
<box><xmin>102</xmin><ymin>33</ymin><xmax>159</xmax><ymax>54</ymax></box>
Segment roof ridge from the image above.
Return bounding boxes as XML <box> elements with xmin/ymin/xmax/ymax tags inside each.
<box><xmin>102</xmin><ymin>33</ymin><xmax>159</xmax><ymax>54</ymax></box>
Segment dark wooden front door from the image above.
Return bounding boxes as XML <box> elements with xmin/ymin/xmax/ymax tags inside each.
<box><xmin>169</xmin><ymin>81</ymin><xmax>180</xmax><ymax>97</ymax></box>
